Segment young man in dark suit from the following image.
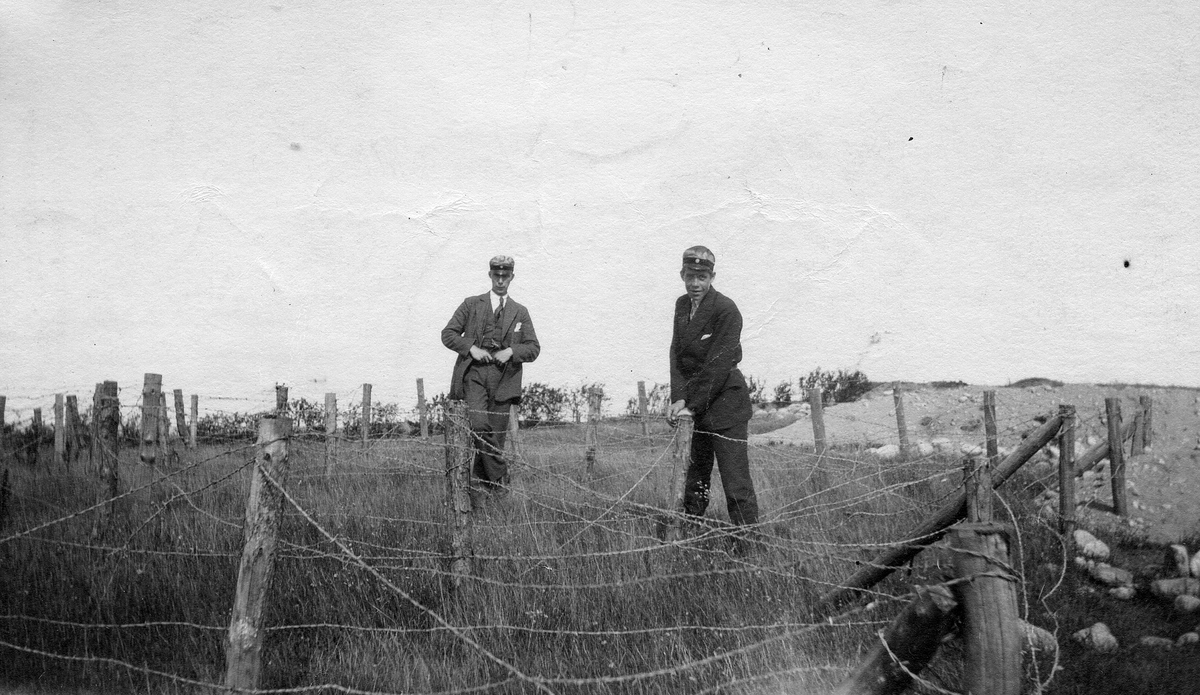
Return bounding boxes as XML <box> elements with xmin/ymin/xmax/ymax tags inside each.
<box><xmin>441</xmin><ymin>255</ymin><xmax>540</xmax><ymax>490</ymax></box>
<box><xmin>667</xmin><ymin>246</ymin><xmax>759</xmax><ymax>527</ymax></box>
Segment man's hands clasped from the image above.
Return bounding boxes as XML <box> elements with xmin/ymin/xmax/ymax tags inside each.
<box><xmin>470</xmin><ymin>346</ymin><xmax>514</xmax><ymax>365</ymax></box>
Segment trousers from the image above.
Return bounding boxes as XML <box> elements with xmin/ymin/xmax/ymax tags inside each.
<box><xmin>464</xmin><ymin>362</ymin><xmax>512</xmax><ymax>484</ymax></box>
<box><xmin>682</xmin><ymin>420</ymin><xmax>758</xmax><ymax>526</ymax></box>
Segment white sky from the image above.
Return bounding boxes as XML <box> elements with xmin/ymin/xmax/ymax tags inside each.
<box><xmin>2</xmin><ymin>0</ymin><xmax>1198</xmax><ymax>419</ymax></box>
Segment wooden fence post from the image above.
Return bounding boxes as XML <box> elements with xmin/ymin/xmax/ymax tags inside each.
<box><xmin>443</xmin><ymin>401</ymin><xmax>473</xmax><ymax>586</ymax></box>
<box><xmin>189</xmin><ymin>394</ymin><xmax>199</xmax><ymax>449</ymax></box>
<box><xmin>0</xmin><ymin>395</ymin><xmax>6</xmax><ymax>463</ymax></box>
<box><xmin>65</xmin><ymin>395</ymin><xmax>82</xmax><ymax>465</ymax></box>
<box><xmin>892</xmin><ymin>382</ymin><xmax>912</xmax><ymax>457</ymax></box>
<box><xmin>140</xmin><ymin>373</ymin><xmax>162</xmax><ymax>464</ymax></box>
<box><xmin>1058</xmin><ymin>405</ymin><xmax>1076</xmax><ymax>537</ymax></box>
<box><xmin>158</xmin><ymin>392</ymin><xmax>172</xmax><ymax>460</ymax></box>
<box><xmin>361</xmin><ymin>383</ymin><xmax>372</xmax><ymax>447</ymax></box>
<box><xmin>224</xmin><ymin>416</ymin><xmax>292</xmax><ymax>693</ymax></box>
<box><xmin>808</xmin><ymin>388</ymin><xmax>827</xmax><ymax>456</ymax></box>
<box><xmin>275</xmin><ymin>384</ymin><xmax>288</xmax><ymax>415</ymax></box>
<box><xmin>664</xmin><ymin>412</ymin><xmax>694</xmax><ymax>542</ymax></box>
<box><xmin>417</xmin><ymin>378</ymin><xmax>429</xmax><ymax>440</ymax></box>
<box><xmin>1139</xmin><ymin>395</ymin><xmax>1153</xmax><ymax>450</ymax></box>
<box><xmin>324</xmin><ymin>393</ymin><xmax>338</xmax><ymax>476</ymax></box>
<box><xmin>585</xmin><ymin>388</ymin><xmax>600</xmax><ymax>475</ymax></box>
<box><xmin>173</xmin><ymin>390</ymin><xmax>188</xmax><ymax>450</ymax></box>
<box><xmin>54</xmin><ymin>394</ymin><xmax>66</xmax><ymax>465</ymax></box>
<box><xmin>0</xmin><ymin>469</ymin><xmax>9</xmax><ymax>531</ymax></box>
<box><xmin>32</xmin><ymin>408</ymin><xmax>42</xmax><ymax>466</ymax></box>
<box><xmin>982</xmin><ymin>390</ymin><xmax>999</xmax><ymax>465</ymax></box>
<box><xmin>90</xmin><ymin>384</ymin><xmax>101</xmax><ymax>470</ymax></box>
<box><xmin>963</xmin><ymin>456</ymin><xmax>993</xmax><ymax>523</ymax></box>
<box><xmin>950</xmin><ymin>456</ymin><xmax>1021</xmax><ymax>695</ymax></box>
<box><xmin>1105</xmin><ymin>397</ymin><xmax>1128</xmax><ymax>517</ymax></box>
<box><xmin>92</xmin><ymin>381</ymin><xmax>120</xmax><ymax>538</ymax></box>
<box><xmin>1131</xmin><ymin>411</ymin><xmax>1145</xmax><ymax>456</ymax></box>
<box><xmin>507</xmin><ymin>404</ymin><xmax>520</xmax><ymax>460</ymax></box>
<box><xmin>638</xmin><ymin>381</ymin><xmax>649</xmax><ymax>438</ymax></box>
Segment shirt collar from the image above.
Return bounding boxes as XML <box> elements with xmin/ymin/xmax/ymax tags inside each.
<box><xmin>490</xmin><ymin>291</ymin><xmax>509</xmax><ymax>311</ymax></box>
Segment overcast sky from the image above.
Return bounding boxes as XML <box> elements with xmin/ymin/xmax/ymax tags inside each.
<box><xmin>2</xmin><ymin>0</ymin><xmax>1197</xmax><ymax>420</ymax></box>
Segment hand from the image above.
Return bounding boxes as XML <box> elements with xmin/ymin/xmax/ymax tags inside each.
<box><xmin>493</xmin><ymin>347</ymin><xmax>514</xmax><ymax>364</ymax></box>
<box><xmin>469</xmin><ymin>345</ymin><xmax>493</xmax><ymax>363</ymax></box>
<box><xmin>666</xmin><ymin>399</ymin><xmax>688</xmax><ymax>425</ymax></box>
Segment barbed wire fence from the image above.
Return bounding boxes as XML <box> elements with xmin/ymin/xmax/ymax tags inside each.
<box><xmin>0</xmin><ymin>380</ymin><xmax>1155</xmax><ymax>694</ymax></box>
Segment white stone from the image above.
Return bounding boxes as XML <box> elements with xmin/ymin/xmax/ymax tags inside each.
<box><xmin>871</xmin><ymin>444</ymin><xmax>900</xmax><ymax>461</ymax></box>
<box><xmin>1168</xmin><ymin>545</ymin><xmax>1190</xmax><ymax>577</ymax></box>
<box><xmin>1109</xmin><ymin>586</ymin><xmax>1136</xmax><ymax>600</ymax></box>
<box><xmin>931</xmin><ymin>437</ymin><xmax>953</xmax><ymax>451</ymax></box>
<box><xmin>1020</xmin><ymin>621</ymin><xmax>1058</xmax><ymax>654</ymax></box>
<box><xmin>1089</xmin><ymin>563</ymin><xmax>1133</xmax><ymax>587</ymax></box>
<box><xmin>1072</xmin><ymin>623</ymin><xmax>1118</xmax><ymax>652</ymax></box>
<box><xmin>1151</xmin><ymin>578</ymin><xmax>1200</xmax><ymax>600</ymax></box>
<box><xmin>1175</xmin><ymin>595</ymin><xmax>1200</xmax><ymax>613</ymax></box>
<box><xmin>1190</xmin><ymin>550</ymin><xmax>1200</xmax><ymax>579</ymax></box>
<box><xmin>960</xmin><ymin>443</ymin><xmax>984</xmax><ymax>456</ymax></box>
<box><xmin>1139</xmin><ymin>636</ymin><xmax>1176</xmax><ymax>649</ymax></box>
<box><xmin>1074</xmin><ymin>529</ymin><xmax>1110</xmax><ymax>561</ymax></box>
<box><xmin>916</xmin><ymin>440</ymin><xmax>934</xmax><ymax>456</ymax></box>
<box><xmin>1177</xmin><ymin>632</ymin><xmax>1200</xmax><ymax>646</ymax></box>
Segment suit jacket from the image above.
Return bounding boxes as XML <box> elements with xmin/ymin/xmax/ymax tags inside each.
<box><xmin>670</xmin><ymin>287</ymin><xmax>752</xmax><ymax>431</ymax></box>
<box><xmin>441</xmin><ymin>293</ymin><xmax>540</xmax><ymax>402</ymax></box>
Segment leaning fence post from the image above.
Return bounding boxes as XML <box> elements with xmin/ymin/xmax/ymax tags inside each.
<box><xmin>638</xmin><ymin>381</ymin><xmax>649</xmax><ymax>438</ymax></box>
<box><xmin>585</xmin><ymin>388</ymin><xmax>600</xmax><ymax>475</ymax></box>
<box><xmin>664</xmin><ymin>412</ymin><xmax>694</xmax><ymax>542</ymax></box>
<box><xmin>417</xmin><ymin>378</ymin><xmax>429</xmax><ymax>440</ymax></box>
<box><xmin>443</xmin><ymin>401</ymin><xmax>473</xmax><ymax>586</ymax></box>
<box><xmin>32</xmin><ymin>408</ymin><xmax>42</xmax><ymax>466</ymax></box>
<box><xmin>0</xmin><ymin>395</ymin><xmax>6</xmax><ymax>462</ymax></box>
<box><xmin>275</xmin><ymin>384</ymin><xmax>288</xmax><ymax>415</ymax></box>
<box><xmin>1139</xmin><ymin>395</ymin><xmax>1153</xmax><ymax>449</ymax></box>
<box><xmin>65</xmin><ymin>395</ymin><xmax>82</xmax><ymax>465</ymax></box>
<box><xmin>950</xmin><ymin>456</ymin><xmax>1021</xmax><ymax>695</ymax></box>
<box><xmin>982</xmin><ymin>390</ymin><xmax>999</xmax><ymax>465</ymax></box>
<box><xmin>173</xmin><ymin>390</ymin><xmax>188</xmax><ymax>450</ymax></box>
<box><xmin>808</xmin><ymin>388</ymin><xmax>827</xmax><ymax>456</ymax></box>
<box><xmin>1058</xmin><ymin>405</ymin><xmax>1077</xmax><ymax>537</ymax></box>
<box><xmin>158</xmin><ymin>392</ymin><xmax>172</xmax><ymax>459</ymax></box>
<box><xmin>224</xmin><ymin>415</ymin><xmax>292</xmax><ymax>693</ymax></box>
<box><xmin>189</xmin><ymin>394</ymin><xmax>199</xmax><ymax>450</ymax></box>
<box><xmin>140</xmin><ymin>373</ymin><xmax>162</xmax><ymax>464</ymax></box>
<box><xmin>893</xmin><ymin>382</ymin><xmax>912</xmax><ymax>457</ymax></box>
<box><xmin>1105</xmin><ymin>397</ymin><xmax>1128</xmax><ymax>517</ymax></box>
<box><xmin>507</xmin><ymin>404</ymin><xmax>520</xmax><ymax>459</ymax></box>
<box><xmin>1131</xmin><ymin>410</ymin><xmax>1145</xmax><ymax>456</ymax></box>
<box><xmin>54</xmin><ymin>394</ymin><xmax>66</xmax><ymax>465</ymax></box>
<box><xmin>361</xmin><ymin>383</ymin><xmax>372</xmax><ymax>447</ymax></box>
<box><xmin>324</xmin><ymin>393</ymin><xmax>338</xmax><ymax>476</ymax></box>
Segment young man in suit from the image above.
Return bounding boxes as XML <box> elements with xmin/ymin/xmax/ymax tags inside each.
<box><xmin>667</xmin><ymin>246</ymin><xmax>759</xmax><ymax>528</ymax></box>
<box><xmin>441</xmin><ymin>255</ymin><xmax>540</xmax><ymax>490</ymax></box>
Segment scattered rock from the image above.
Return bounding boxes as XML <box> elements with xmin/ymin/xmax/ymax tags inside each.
<box><xmin>1139</xmin><ymin>635</ymin><xmax>1176</xmax><ymax>649</ymax></box>
<box><xmin>1191</xmin><ymin>550</ymin><xmax>1200</xmax><ymax>579</ymax></box>
<box><xmin>1109</xmin><ymin>586</ymin><xmax>1136</xmax><ymax>600</ymax></box>
<box><xmin>1178</xmin><ymin>632</ymin><xmax>1200</xmax><ymax>646</ymax></box>
<box><xmin>960</xmin><ymin>443</ymin><xmax>984</xmax><ymax>456</ymax></box>
<box><xmin>871</xmin><ymin>444</ymin><xmax>900</xmax><ymax>461</ymax></box>
<box><xmin>1089</xmin><ymin>563</ymin><xmax>1132</xmax><ymax>587</ymax></box>
<box><xmin>1073</xmin><ymin>623</ymin><xmax>1119</xmax><ymax>652</ymax></box>
<box><xmin>1151</xmin><ymin>578</ymin><xmax>1200</xmax><ymax>600</ymax></box>
<box><xmin>916</xmin><ymin>440</ymin><xmax>934</xmax><ymax>456</ymax></box>
<box><xmin>1175</xmin><ymin>595</ymin><xmax>1200</xmax><ymax>613</ymax></box>
<box><xmin>1020</xmin><ymin>621</ymin><xmax>1058</xmax><ymax>654</ymax></box>
<box><xmin>1168</xmin><ymin>545</ymin><xmax>1191</xmax><ymax>577</ymax></box>
<box><xmin>1074</xmin><ymin>530</ymin><xmax>1110</xmax><ymax>561</ymax></box>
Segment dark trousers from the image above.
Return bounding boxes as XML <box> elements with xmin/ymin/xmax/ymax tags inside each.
<box><xmin>464</xmin><ymin>363</ymin><xmax>512</xmax><ymax>485</ymax></box>
<box><xmin>682</xmin><ymin>420</ymin><xmax>758</xmax><ymax>526</ymax></box>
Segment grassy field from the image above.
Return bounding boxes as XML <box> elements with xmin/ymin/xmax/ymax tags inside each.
<box><xmin>1</xmin><ymin>419</ymin><xmax>1197</xmax><ymax>693</ymax></box>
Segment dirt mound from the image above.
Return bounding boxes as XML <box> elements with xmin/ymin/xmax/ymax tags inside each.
<box><xmin>751</xmin><ymin>382</ymin><xmax>1200</xmax><ymax>543</ymax></box>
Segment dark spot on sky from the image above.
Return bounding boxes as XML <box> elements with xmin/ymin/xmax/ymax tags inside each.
<box><xmin>908</xmin><ymin>137</ymin><xmax>913</xmax><ymax>141</ymax></box>
<box><xmin>1123</xmin><ymin>260</ymin><xmax>1131</xmax><ymax>268</ymax></box>
<box><xmin>290</xmin><ymin>143</ymin><xmax>301</xmax><ymax>150</ymax></box>
<box><xmin>738</xmin><ymin>73</ymin><xmax>742</xmax><ymax>77</ymax></box>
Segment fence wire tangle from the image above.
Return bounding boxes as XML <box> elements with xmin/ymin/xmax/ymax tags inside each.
<box><xmin>0</xmin><ymin>388</ymin><xmax>1152</xmax><ymax>694</ymax></box>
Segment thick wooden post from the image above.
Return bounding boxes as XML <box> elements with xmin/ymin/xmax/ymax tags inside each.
<box><xmin>1058</xmin><ymin>405</ymin><xmax>1077</xmax><ymax>537</ymax></box>
<box><xmin>1139</xmin><ymin>395</ymin><xmax>1153</xmax><ymax>449</ymax></box>
<box><xmin>892</xmin><ymin>382</ymin><xmax>912</xmax><ymax>457</ymax></box>
<box><xmin>417</xmin><ymin>378</ymin><xmax>429</xmax><ymax>440</ymax></box>
<box><xmin>963</xmin><ymin>456</ymin><xmax>993</xmax><ymax>523</ymax></box>
<box><xmin>54</xmin><ymin>394</ymin><xmax>66</xmax><ymax>465</ymax></box>
<box><xmin>65</xmin><ymin>395</ymin><xmax>82</xmax><ymax>465</ymax></box>
<box><xmin>1131</xmin><ymin>411</ymin><xmax>1145</xmax><ymax>456</ymax></box>
<box><xmin>31</xmin><ymin>408</ymin><xmax>42</xmax><ymax>466</ymax></box>
<box><xmin>507</xmin><ymin>404</ymin><xmax>520</xmax><ymax>459</ymax></box>
<box><xmin>92</xmin><ymin>381</ymin><xmax>120</xmax><ymax>537</ymax></box>
<box><xmin>665</xmin><ymin>412</ymin><xmax>694</xmax><ymax>542</ymax></box>
<box><xmin>585</xmin><ymin>388</ymin><xmax>600</xmax><ymax>475</ymax></box>
<box><xmin>173</xmin><ymin>390</ymin><xmax>188</xmax><ymax>448</ymax></box>
<box><xmin>189</xmin><ymin>394</ymin><xmax>199</xmax><ymax>449</ymax></box>
<box><xmin>982</xmin><ymin>390</ymin><xmax>999</xmax><ymax>465</ymax></box>
<box><xmin>361</xmin><ymin>383</ymin><xmax>372</xmax><ymax>447</ymax></box>
<box><xmin>224</xmin><ymin>416</ymin><xmax>292</xmax><ymax>693</ymax></box>
<box><xmin>830</xmin><ymin>585</ymin><xmax>958</xmax><ymax>695</ymax></box>
<box><xmin>275</xmin><ymin>384</ymin><xmax>288</xmax><ymax>415</ymax></box>
<box><xmin>1105</xmin><ymin>397</ymin><xmax>1128</xmax><ymax>517</ymax></box>
<box><xmin>90</xmin><ymin>384</ymin><xmax>101</xmax><ymax>470</ymax></box>
<box><xmin>158</xmin><ymin>392</ymin><xmax>172</xmax><ymax>458</ymax></box>
<box><xmin>323</xmin><ymin>393</ymin><xmax>338</xmax><ymax>475</ymax></box>
<box><xmin>809</xmin><ymin>388</ymin><xmax>827</xmax><ymax>456</ymax></box>
<box><xmin>950</xmin><ymin>523</ymin><xmax>1021</xmax><ymax>695</ymax></box>
<box><xmin>638</xmin><ymin>381</ymin><xmax>649</xmax><ymax>438</ymax></box>
<box><xmin>443</xmin><ymin>401</ymin><xmax>473</xmax><ymax>585</ymax></box>
<box><xmin>140</xmin><ymin>373</ymin><xmax>162</xmax><ymax>464</ymax></box>
<box><xmin>0</xmin><ymin>395</ymin><xmax>6</xmax><ymax>461</ymax></box>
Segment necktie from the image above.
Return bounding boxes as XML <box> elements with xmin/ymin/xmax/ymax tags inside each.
<box><xmin>495</xmin><ymin>296</ymin><xmax>505</xmax><ymax>323</ymax></box>
<box><xmin>690</xmin><ymin>300</ymin><xmax>699</xmax><ymax>320</ymax></box>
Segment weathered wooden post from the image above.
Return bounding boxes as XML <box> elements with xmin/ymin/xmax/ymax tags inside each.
<box><xmin>224</xmin><ymin>415</ymin><xmax>292</xmax><ymax>693</ymax></box>
<box><xmin>91</xmin><ymin>381</ymin><xmax>120</xmax><ymax>538</ymax></box>
<box><xmin>0</xmin><ymin>395</ymin><xmax>6</xmax><ymax>461</ymax></box>
<box><xmin>950</xmin><ymin>456</ymin><xmax>1021</xmax><ymax>695</ymax></box>
<box><xmin>1139</xmin><ymin>395</ymin><xmax>1153</xmax><ymax>449</ymax></box>
<box><xmin>417</xmin><ymin>378</ymin><xmax>429</xmax><ymax>440</ymax></box>
<box><xmin>664</xmin><ymin>412</ymin><xmax>694</xmax><ymax>542</ymax></box>
<box><xmin>275</xmin><ymin>384</ymin><xmax>288</xmax><ymax>415</ymax></box>
<box><xmin>89</xmin><ymin>384</ymin><xmax>101</xmax><ymax>470</ymax></box>
<box><xmin>1058</xmin><ymin>405</ymin><xmax>1077</xmax><ymax>537</ymax></box>
<box><xmin>140</xmin><ymin>373</ymin><xmax>162</xmax><ymax>464</ymax></box>
<box><xmin>808</xmin><ymin>388</ymin><xmax>827</xmax><ymax>456</ymax></box>
<box><xmin>892</xmin><ymin>382</ymin><xmax>912</xmax><ymax>458</ymax></box>
<box><xmin>65</xmin><ymin>395</ymin><xmax>82</xmax><ymax>465</ymax></box>
<box><xmin>158</xmin><ymin>392</ymin><xmax>172</xmax><ymax>460</ymax></box>
<box><xmin>0</xmin><ymin>469</ymin><xmax>9</xmax><ymax>531</ymax></box>
<box><xmin>638</xmin><ymin>381</ymin><xmax>649</xmax><ymax>438</ymax></box>
<box><xmin>189</xmin><ymin>394</ymin><xmax>199</xmax><ymax>449</ymax></box>
<box><xmin>507</xmin><ymin>403</ymin><xmax>520</xmax><ymax>459</ymax></box>
<box><xmin>982</xmin><ymin>390</ymin><xmax>999</xmax><ymax>465</ymax></box>
<box><xmin>1105</xmin><ymin>397</ymin><xmax>1128</xmax><ymax>517</ymax></box>
<box><xmin>361</xmin><ymin>383</ymin><xmax>372</xmax><ymax>447</ymax></box>
<box><xmin>173</xmin><ymin>390</ymin><xmax>188</xmax><ymax>449</ymax></box>
<box><xmin>585</xmin><ymin>387</ymin><xmax>601</xmax><ymax>475</ymax></box>
<box><xmin>443</xmin><ymin>401</ymin><xmax>473</xmax><ymax>586</ymax></box>
<box><xmin>323</xmin><ymin>392</ymin><xmax>338</xmax><ymax>476</ymax></box>
<box><xmin>31</xmin><ymin>408</ymin><xmax>42</xmax><ymax>466</ymax></box>
<box><xmin>54</xmin><ymin>394</ymin><xmax>66</xmax><ymax>465</ymax></box>
<box><xmin>1131</xmin><ymin>410</ymin><xmax>1145</xmax><ymax>456</ymax></box>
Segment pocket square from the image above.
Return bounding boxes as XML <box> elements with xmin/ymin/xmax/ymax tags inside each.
<box><xmin>514</xmin><ymin>322</ymin><xmax>522</xmax><ymax>331</ymax></box>
<box><xmin>701</xmin><ymin>333</ymin><xmax>712</xmax><ymax>340</ymax></box>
